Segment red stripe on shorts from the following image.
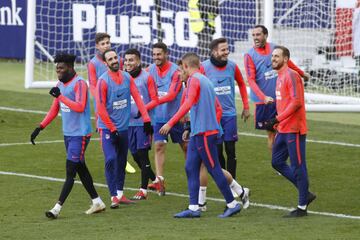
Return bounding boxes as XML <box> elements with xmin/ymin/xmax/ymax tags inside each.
<box><xmin>296</xmin><ymin>133</ymin><xmax>302</xmax><ymax>165</ymax></box>
<box><xmin>203</xmin><ymin>135</ymin><xmax>215</xmax><ymax>168</ymax></box>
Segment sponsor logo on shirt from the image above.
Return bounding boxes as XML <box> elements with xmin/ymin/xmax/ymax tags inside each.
<box><xmin>264</xmin><ymin>70</ymin><xmax>278</xmax><ymax>80</ymax></box>
<box><xmin>217</xmin><ymin>78</ymin><xmax>227</xmax><ymax>84</ymax></box>
<box><xmin>113</xmin><ymin>99</ymin><xmax>127</xmax><ymax>110</ymax></box>
<box><xmin>214</xmin><ymin>86</ymin><xmax>231</xmax><ymax>95</ymax></box>
<box><xmin>60</xmin><ymin>102</ymin><xmax>71</xmax><ymax>112</ymax></box>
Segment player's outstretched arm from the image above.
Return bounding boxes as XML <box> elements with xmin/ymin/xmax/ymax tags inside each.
<box><xmin>244</xmin><ymin>54</ymin><xmax>266</xmax><ymax>102</ymax></box>
<box><xmin>157</xmin><ymin>71</ymin><xmax>182</xmax><ymax>104</ymax></box>
<box><xmin>95</xmin><ymin>79</ymin><xmax>117</xmax><ymax>132</ymax></box>
<box><xmin>145</xmin><ymin>75</ymin><xmax>159</xmax><ymax>111</ymax></box>
<box><xmin>31</xmin><ymin>98</ymin><xmax>60</xmax><ymax>145</ymax></box>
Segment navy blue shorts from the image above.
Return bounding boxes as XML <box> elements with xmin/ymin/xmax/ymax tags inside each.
<box><xmin>255</xmin><ymin>103</ymin><xmax>277</xmax><ymax>130</ymax></box>
<box><xmin>128</xmin><ymin>126</ymin><xmax>152</xmax><ymax>154</ymax></box>
<box><xmin>64</xmin><ymin>136</ymin><xmax>90</xmax><ymax>162</ymax></box>
<box><xmin>154</xmin><ymin>122</ymin><xmax>184</xmax><ymax>143</ymax></box>
<box><xmin>219</xmin><ymin>115</ymin><xmax>238</xmax><ymax>142</ymax></box>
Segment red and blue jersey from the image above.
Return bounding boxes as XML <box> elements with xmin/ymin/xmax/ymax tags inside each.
<box><xmin>275</xmin><ymin>66</ymin><xmax>307</xmax><ymax>134</ymax></box>
<box><xmin>168</xmin><ymin>71</ymin><xmax>222</xmax><ymax>136</ymax></box>
<box><xmin>201</xmin><ymin>59</ymin><xmax>249</xmax><ymax>116</ymax></box>
<box><xmin>148</xmin><ymin>61</ymin><xmax>183</xmax><ymax>123</ymax></box>
<box><xmin>129</xmin><ymin>70</ymin><xmax>158</xmax><ymax>126</ymax></box>
<box><xmin>40</xmin><ymin>75</ymin><xmax>92</xmax><ymax>136</ymax></box>
<box><xmin>96</xmin><ymin>70</ymin><xmax>150</xmax><ymax>132</ymax></box>
<box><xmin>88</xmin><ymin>53</ymin><xmax>123</xmax><ymax>98</ymax></box>
<box><xmin>88</xmin><ymin>54</ymin><xmax>109</xmax><ymax>98</ymax></box>
<box><xmin>245</xmin><ymin>42</ymin><xmax>305</xmax><ymax>103</ymax></box>
<box><xmin>245</xmin><ymin>42</ymin><xmax>277</xmax><ymax>103</ymax></box>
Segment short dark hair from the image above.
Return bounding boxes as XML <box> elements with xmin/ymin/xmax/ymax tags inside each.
<box><xmin>124</xmin><ymin>48</ymin><xmax>141</xmax><ymax>59</ymax></box>
<box><xmin>182</xmin><ymin>52</ymin><xmax>200</xmax><ymax>68</ymax></box>
<box><xmin>274</xmin><ymin>45</ymin><xmax>290</xmax><ymax>59</ymax></box>
<box><xmin>54</xmin><ymin>53</ymin><xmax>76</xmax><ymax>67</ymax></box>
<box><xmin>254</xmin><ymin>25</ymin><xmax>268</xmax><ymax>35</ymax></box>
<box><xmin>95</xmin><ymin>32</ymin><xmax>110</xmax><ymax>44</ymax></box>
<box><xmin>152</xmin><ymin>42</ymin><xmax>168</xmax><ymax>53</ymax></box>
<box><xmin>209</xmin><ymin>37</ymin><xmax>227</xmax><ymax>51</ymax></box>
<box><xmin>102</xmin><ymin>49</ymin><xmax>117</xmax><ymax>61</ymax></box>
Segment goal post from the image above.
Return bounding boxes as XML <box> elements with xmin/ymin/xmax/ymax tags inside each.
<box><xmin>24</xmin><ymin>0</ymin><xmax>360</xmax><ymax>111</ymax></box>
<box><xmin>266</xmin><ymin>0</ymin><xmax>360</xmax><ymax>111</ymax></box>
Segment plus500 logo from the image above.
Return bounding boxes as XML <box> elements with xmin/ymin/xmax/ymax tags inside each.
<box><xmin>72</xmin><ymin>3</ymin><xmax>221</xmax><ymax>47</ymax></box>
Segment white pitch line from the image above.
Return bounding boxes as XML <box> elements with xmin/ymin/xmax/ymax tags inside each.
<box><xmin>0</xmin><ymin>140</ymin><xmax>64</xmax><ymax>147</ymax></box>
<box><xmin>238</xmin><ymin>132</ymin><xmax>360</xmax><ymax>148</ymax></box>
<box><xmin>0</xmin><ymin>106</ymin><xmax>95</xmax><ymax>119</ymax></box>
<box><xmin>0</xmin><ymin>106</ymin><xmax>49</xmax><ymax>115</ymax></box>
<box><xmin>1</xmin><ymin>171</ymin><xmax>360</xmax><ymax>220</ymax></box>
<box><xmin>1</xmin><ymin>134</ymin><xmax>359</xmax><ymax>148</ymax></box>
<box><xmin>0</xmin><ymin>138</ymin><xmax>100</xmax><ymax>147</ymax></box>
<box><xmin>1</xmin><ymin>105</ymin><xmax>359</xmax><ymax>147</ymax></box>
<box><xmin>0</xmin><ymin>106</ymin><xmax>360</xmax><ymax>147</ymax></box>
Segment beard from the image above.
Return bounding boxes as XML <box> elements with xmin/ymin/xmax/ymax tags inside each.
<box><xmin>210</xmin><ymin>55</ymin><xmax>227</xmax><ymax>68</ymax></box>
<box><xmin>59</xmin><ymin>71</ymin><xmax>75</xmax><ymax>83</ymax></box>
<box><xmin>109</xmin><ymin>63</ymin><xmax>119</xmax><ymax>72</ymax></box>
<box><xmin>127</xmin><ymin>65</ymin><xmax>142</xmax><ymax>78</ymax></box>
<box><xmin>272</xmin><ymin>61</ymin><xmax>283</xmax><ymax>70</ymax></box>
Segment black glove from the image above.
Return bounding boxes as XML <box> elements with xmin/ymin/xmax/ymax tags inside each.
<box><xmin>143</xmin><ymin>122</ymin><xmax>154</xmax><ymax>136</ymax></box>
<box><xmin>264</xmin><ymin>118</ymin><xmax>279</xmax><ymax>131</ymax></box>
<box><xmin>183</xmin><ymin>121</ymin><xmax>191</xmax><ymax>132</ymax></box>
<box><xmin>30</xmin><ymin>127</ymin><xmax>42</xmax><ymax>145</ymax></box>
<box><xmin>134</xmin><ymin>111</ymin><xmax>142</xmax><ymax>119</ymax></box>
<box><xmin>49</xmin><ymin>87</ymin><xmax>61</xmax><ymax>98</ymax></box>
<box><xmin>110</xmin><ymin>130</ymin><xmax>121</xmax><ymax>146</ymax></box>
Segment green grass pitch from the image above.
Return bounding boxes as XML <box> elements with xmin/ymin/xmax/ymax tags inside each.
<box><xmin>0</xmin><ymin>61</ymin><xmax>359</xmax><ymax>240</ymax></box>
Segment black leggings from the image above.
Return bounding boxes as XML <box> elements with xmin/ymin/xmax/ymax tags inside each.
<box><xmin>132</xmin><ymin>149</ymin><xmax>156</xmax><ymax>189</ymax></box>
<box><xmin>217</xmin><ymin>141</ymin><xmax>237</xmax><ymax>179</ymax></box>
<box><xmin>58</xmin><ymin>160</ymin><xmax>98</xmax><ymax>205</ymax></box>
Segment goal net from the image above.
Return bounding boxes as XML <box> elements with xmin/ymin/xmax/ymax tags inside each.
<box><xmin>25</xmin><ymin>0</ymin><xmax>360</xmax><ymax>111</ymax></box>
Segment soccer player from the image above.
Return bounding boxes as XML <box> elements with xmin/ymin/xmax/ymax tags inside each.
<box><xmin>244</xmin><ymin>25</ymin><xmax>310</xmax><ymax>152</ymax></box>
<box><xmin>147</xmin><ymin>42</ymin><xmax>186</xmax><ymax>196</ymax></box>
<box><xmin>201</xmin><ymin>37</ymin><xmax>250</xmax><ymax>181</ymax></box>
<box><xmin>177</xmin><ymin>59</ymin><xmax>250</xmax><ymax>211</ymax></box>
<box><xmin>87</xmin><ymin>32</ymin><xmax>136</xmax><ymax>174</ymax></box>
<box><xmin>30</xmin><ymin>53</ymin><xmax>106</xmax><ymax>219</ymax></box>
<box><xmin>96</xmin><ymin>49</ymin><xmax>154</xmax><ymax>208</ymax></box>
<box><xmin>160</xmin><ymin>52</ymin><xmax>241</xmax><ymax>218</ymax></box>
<box><xmin>264</xmin><ymin>46</ymin><xmax>316</xmax><ymax>217</ymax></box>
<box><xmin>124</xmin><ymin>48</ymin><xmax>158</xmax><ymax>200</ymax></box>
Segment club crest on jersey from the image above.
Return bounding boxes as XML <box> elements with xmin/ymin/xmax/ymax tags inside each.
<box><xmin>276</xmin><ymin>90</ymin><xmax>281</xmax><ymax>100</ymax></box>
<box><xmin>105</xmin><ymin>134</ymin><xmax>110</xmax><ymax>139</ymax></box>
